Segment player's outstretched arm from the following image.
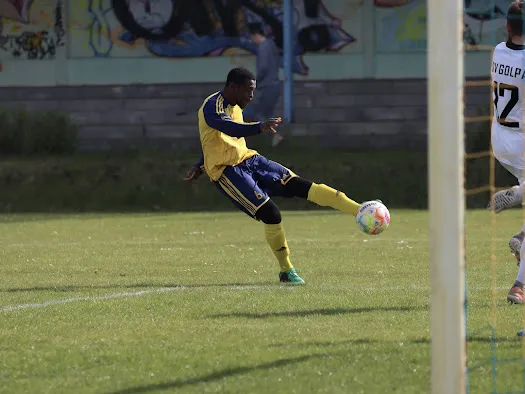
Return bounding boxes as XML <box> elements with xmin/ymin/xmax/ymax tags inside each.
<box><xmin>204</xmin><ymin>101</ymin><xmax>282</xmax><ymax>137</ymax></box>
<box><xmin>204</xmin><ymin>108</ymin><xmax>260</xmax><ymax>137</ymax></box>
<box><xmin>183</xmin><ymin>155</ymin><xmax>205</xmax><ymax>181</ymax></box>
<box><xmin>260</xmin><ymin>118</ymin><xmax>281</xmax><ymax>134</ymax></box>
<box><xmin>183</xmin><ymin>167</ymin><xmax>201</xmax><ymax>181</ymax></box>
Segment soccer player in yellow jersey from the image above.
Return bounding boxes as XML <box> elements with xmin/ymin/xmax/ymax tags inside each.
<box><xmin>184</xmin><ymin>67</ymin><xmax>365</xmax><ymax>284</ymax></box>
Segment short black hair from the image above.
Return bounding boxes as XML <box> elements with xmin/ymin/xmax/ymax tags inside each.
<box><xmin>508</xmin><ymin>1</ymin><xmax>524</xmax><ymax>36</ymax></box>
<box><xmin>225</xmin><ymin>67</ymin><xmax>255</xmax><ymax>87</ymax></box>
<box><xmin>247</xmin><ymin>22</ymin><xmax>264</xmax><ymax>36</ymax></box>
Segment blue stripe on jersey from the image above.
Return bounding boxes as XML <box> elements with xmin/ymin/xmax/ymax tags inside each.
<box><xmin>202</xmin><ymin>93</ymin><xmax>261</xmax><ymax>138</ymax></box>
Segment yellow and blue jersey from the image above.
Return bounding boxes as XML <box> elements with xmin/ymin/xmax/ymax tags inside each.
<box><xmin>197</xmin><ymin>92</ymin><xmax>261</xmax><ymax>181</ymax></box>
<box><xmin>193</xmin><ymin>91</ymin><xmax>298</xmax><ymax>218</ymax></box>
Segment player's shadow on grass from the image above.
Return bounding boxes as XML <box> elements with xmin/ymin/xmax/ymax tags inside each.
<box><xmin>268</xmin><ymin>336</ymin><xmax>520</xmax><ymax>349</ymax></box>
<box><xmin>106</xmin><ymin>353</ymin><xmax>326</xmax><ymax>394</ymax></box>
<box><xmin>268</xmin><ymin>338</ymin><xmax>431</xmax><ymax>348</ymax></box>
<box><xmin>208</xmin><ymin>305</ymin><xmax>427</xmax><ymax>319</ymax></box>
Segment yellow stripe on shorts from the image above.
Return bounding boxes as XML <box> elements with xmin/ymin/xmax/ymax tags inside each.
<box><xmin>220</xmin><ymin>174</ymin><xmax>269</xmax><ymax>212</ymax></box>
<box><xmin>218</xmin><ymin>178</ymin><xmax>257</xmax><ymax>216</ymax></box>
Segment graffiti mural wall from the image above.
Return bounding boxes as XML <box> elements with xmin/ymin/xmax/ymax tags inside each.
<box><xmin>0</xmin><ymin>0</ymin><xmax>516</xmax><ymax>85</ymax></box>
<box><xmin>68</xmin><ymin>0</ymin><xmax>362</xmax><ymax>76</ymax></box>
<box><xmin>0</xmin><ymin>0</ymin><xmax>65</xmax><ymax>60</ymax></box>
<box><xmin>375</xmin><ymin>0</ymin><xmax>509</xmax><ymax>52</ymax></box>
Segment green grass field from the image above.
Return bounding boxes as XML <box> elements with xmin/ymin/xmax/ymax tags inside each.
<box><xmin>2</xmin><ymin>209</ymin><xmax>525</xmax><ymax>394</ymax></box>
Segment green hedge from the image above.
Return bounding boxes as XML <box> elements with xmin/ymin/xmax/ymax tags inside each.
<box><xmin>0</xmin><ymin>108</ymin><xmax>77</xmax><ymax>155</ymax></box>
<box><xmin>0</xmin><ymin>139</ymin><xmax>516</xmax><ymax>213</ymax></box>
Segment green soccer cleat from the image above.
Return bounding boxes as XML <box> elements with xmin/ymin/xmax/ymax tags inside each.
<box><xmin>279</xmin><ymin>268</ymin><xmax>305</xmax><ymax>285</ymax></box>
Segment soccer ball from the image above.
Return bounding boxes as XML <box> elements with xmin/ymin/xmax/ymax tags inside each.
<box><xmin>356</xmin><ymin>201</ymin><xmax>390</xmax><ymax>235</ymax></box>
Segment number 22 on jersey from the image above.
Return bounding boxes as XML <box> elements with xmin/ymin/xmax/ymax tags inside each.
<box><xmin>493</xmin><ymin>81</ymin><xmax>520</xmax><ymax>128</ymax></box>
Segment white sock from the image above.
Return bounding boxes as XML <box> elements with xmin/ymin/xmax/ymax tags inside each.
<box><xmin>517</xmin><ymin>184</ymin><xmax>525</xmax><ymax>199</ymax></box>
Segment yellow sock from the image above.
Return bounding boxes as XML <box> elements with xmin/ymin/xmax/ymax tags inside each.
<box><xmin>308</xmin><ymin>183</ymin><xmax>361</xmax><ymax>216</ymax></box>
<box><xmin>264</xmin><ymin>223</ymin><xmax>293</xmax><ymax>271</ymax></box>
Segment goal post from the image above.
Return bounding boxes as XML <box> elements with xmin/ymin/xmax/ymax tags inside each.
<box><xmin>427</xmin><ymin>0</ymin><xmax>466</xmax><ymax>393</ymax></box>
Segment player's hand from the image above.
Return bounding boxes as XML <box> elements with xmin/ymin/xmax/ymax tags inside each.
<box><xmin>183</xmin><ymin>167</ymin><xmax>202</xmax><ymax>181</ymax></box>
<box><xmin>260</xmin><ymin>117</ymin><xmax>282</xmax><ymax>134</ymax></box>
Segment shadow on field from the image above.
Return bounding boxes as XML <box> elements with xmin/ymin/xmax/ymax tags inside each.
<box><xmin>267</xmin><ymin>338</ymin><xmax>430</xmax><ymax>347</ymax></box>
<box><xmin>208</xmin><ymin>305</ymin><xmax>427</xmax><ymax>319</ymax></box>
<box><xmin>106</xmin><ymin>353</ymin><xmax>327</xmax><ymax>394</ymax></box>
<box><xmin>467</xmin><ymin>335</ymin><xmax>522</xmax><ymax>344</ymax></box>
<box><xmin>266</xmin><ymin>335</ymin><xmax>521</xmax><ymax>348</ymax></box>
<box><xmin>1</xmin><ymin>282</ymin><xmax>274</xmax><ymax>293</ymax></box>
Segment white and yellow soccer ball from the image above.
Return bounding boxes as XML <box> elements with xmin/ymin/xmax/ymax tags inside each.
<box><xmin>356</xmin><ymin>200</ymin><xmax>390</xmax><ymax>235</ymax></box>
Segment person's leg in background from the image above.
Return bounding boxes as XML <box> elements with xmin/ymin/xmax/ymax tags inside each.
<box><xmin>489</xmin><ymin>162</ymin><xmax>525</xmax><ymax>263</ymax></box>
<box><xmin>246</xmin><ymin>84</ymin><xmax>284</xmax><ymax>147</ymax></box>
<box><xmin>260</xmin><ymin>84</ymin><xmax>284</xmax><ymax>147</ymax></box>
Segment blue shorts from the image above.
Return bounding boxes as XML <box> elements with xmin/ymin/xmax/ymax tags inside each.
<box><xmin>215</xmin><ymin>155</ymin><xmax>297</xmax><ymax>218</ymax></box>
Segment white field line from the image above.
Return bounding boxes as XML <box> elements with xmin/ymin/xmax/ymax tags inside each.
<box><xmin>0</xmin><ymin>284</ymin><xmax>511</xmax><ymax>314</ymax></box>
<box><xmin>0</xmin><ymin>285</ymin><xmax>295</xmax><ymax>313</ymax></box>
<box><xmin>0</xmin><ymin>287</ymin><xmax>184</xmax><ymax>313</ymax></box>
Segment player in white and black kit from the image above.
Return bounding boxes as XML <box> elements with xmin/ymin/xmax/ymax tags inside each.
<box><xmin>488</xmin><ymin>0</ymin><xmax>525</xmax><ymax>303</ymax></box>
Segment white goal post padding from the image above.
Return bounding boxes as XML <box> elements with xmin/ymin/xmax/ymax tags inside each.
<box><xmin>428</xmin><ymin>0</ymin><xmax>467</xmax><ymax>393</ymax></box>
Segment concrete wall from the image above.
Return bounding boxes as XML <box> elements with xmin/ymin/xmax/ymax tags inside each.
<box><xmin>0</xmin><ymin>1</ymin><xmax>496</xmax><ymax>150</ymax></box>
<box><xmin>0</xmin><ymin>79</ymin><xmax>490</xmax><ymax>151</ymax></box>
